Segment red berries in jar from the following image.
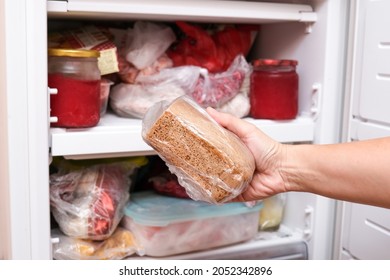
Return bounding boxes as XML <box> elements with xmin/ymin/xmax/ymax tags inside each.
<box><xmin>48</xmin><ymin>48</ymin><xmax>101</xmax><ymax>128</ymax></box>
<box><xmin>249</xmin><ymin>59</ymin><xmax>298</xmax><ymax>120</ymax></box>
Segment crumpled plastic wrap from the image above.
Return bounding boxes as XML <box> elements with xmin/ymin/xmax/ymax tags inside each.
<box><xmin>122</xmin><ymin>21</ymin><xmax>176</xmax><ymax>70</ymax></box>
<box><xmin>50</xmin><ymin>164</ymin><xmax>132</xmax><ymax>240</ymax></box>
<box><xmin>149</xmin><ymin>173</ymin><xmax>190</xmax><ymax>199</ymax></box>
<box><xmin>51</xmin><ymin>227</ymin><xmax>145</xmax><ymax>260</ymax></box>
<box><xmin>218</xmin><ymin>62</ymin><xmax>251</xmax><ymax>118</ymax></box>
<box><xmin>110</xmin><ymin>66</ymin><xmax>201</xmax><ymax>118</ymax></box>
<box><xmin>191</xmin><ymin>55</ymin><xmax>252</xmax><ymax>108</ymax></box>
<box><xmin>142</xmin><ymin>95</ymin><xmax>255</xmax><ymax>204</ymax></box>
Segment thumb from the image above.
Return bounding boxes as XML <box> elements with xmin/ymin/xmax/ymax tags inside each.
<box><xmin>206</xmin><ymin>107</ymin><xmax>255</xmax><ymax>140</ymax></box>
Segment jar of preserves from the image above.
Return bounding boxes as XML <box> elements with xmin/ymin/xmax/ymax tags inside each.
<box><xmin>48</xmin><ymin>48</ymin><xmax>101</xmax><ymax>128</ymax></box>
<box><xmin>249</xmin><ymin>59</ymin><xmax>298</xmax><ymax>120</ymax></box>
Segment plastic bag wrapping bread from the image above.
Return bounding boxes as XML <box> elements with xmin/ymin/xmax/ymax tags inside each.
<box><xmin>50</xmin><ymin>164</ymin><xmax>132</xmax><ymax>240</ymax></box>
<box><xmin>142</xmin><ymin>95</ymin><xmax>255</xmax><ymax>204</ymax></box>
<box><xmin>51</xmin><ymin>227</ymin><xmax>145</xmax><ymax>260</ymax></box>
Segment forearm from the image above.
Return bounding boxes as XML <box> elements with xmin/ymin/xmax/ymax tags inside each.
<box><xmin>282</xmin><ymin>137</ymin><xmax>390</xmax><ymax>208</ymax></box>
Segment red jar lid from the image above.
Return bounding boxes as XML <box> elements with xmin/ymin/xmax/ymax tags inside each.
<box><xmin>252</xmin><ymin>59</ymin><xmax>298</xmax><ymax>67</ymax></box>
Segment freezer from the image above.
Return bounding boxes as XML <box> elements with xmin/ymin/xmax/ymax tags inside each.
<box><xmin>0</xmin><ymin>0</ymin><xmax>389</xmax><ymax>260</ymax></box>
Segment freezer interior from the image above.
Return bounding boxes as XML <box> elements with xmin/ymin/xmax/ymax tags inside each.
<box><xmin>0</xmin><ymin>0</ymin><xmax>352</xmax><ymax>260</ymax></box>
<box><xmin>48</xmin><ymin>0</ymin><xmax>347</xmax><ymax>260</ymax></box>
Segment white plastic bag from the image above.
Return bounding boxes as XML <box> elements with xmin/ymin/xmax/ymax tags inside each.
<box><xmin>123</xmin><ymin>21</ymin><xmax>176</xmax><ymax>69</ymax></box>
<box><xmin>110</xmin><ymin>66</ymin><xmax>201</xmax><ymax>118</ymax></box>
<box><xmin>218</xmin><ymin>66</ymin><xmax>252</xmax><ymax>118</ymax></box>
<box><xmin>190</xmin><ymin>55</ymin><xmax>251</xmax><ymax>108</ymax></box>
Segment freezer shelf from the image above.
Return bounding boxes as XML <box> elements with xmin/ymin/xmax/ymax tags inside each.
<box><xmin>50</xmin><ymin>112</ymin><xmax>315</xmax><ymax>159</ymax></box>
<box><xmin>47</xmin><ymin>0</ymin><xmax>317</xmax><ymax>24</ymax></box>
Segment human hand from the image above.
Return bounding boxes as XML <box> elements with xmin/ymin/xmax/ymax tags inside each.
<box><xmin>206</xmin><ymin>107</ymin><xmax>289</xmax><ymax>202</ymax></box>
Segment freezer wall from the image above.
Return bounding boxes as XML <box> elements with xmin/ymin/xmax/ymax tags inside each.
<box><xmin>254</xmin><ymin>0</ymin><xmax>349</xmax><ymax>259</ymax></box>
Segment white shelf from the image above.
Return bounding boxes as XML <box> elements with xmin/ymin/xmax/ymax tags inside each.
<box><xmin>50</xmin><ymin>112</ymin><xmax>315</xmax><ymax>159</ymax></box>
<box><xmin>47</xmin><ymin>0</ymin><xmax>317</xmax><ymax>24</ymax></box>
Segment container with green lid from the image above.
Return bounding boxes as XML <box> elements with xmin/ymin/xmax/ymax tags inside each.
<box><xmin>122</xmin><ymin>191</ymin><xmax>263</xmax><ymax>257</ymax></box>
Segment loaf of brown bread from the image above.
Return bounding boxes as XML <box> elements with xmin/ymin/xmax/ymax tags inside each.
<box><xmin>142</xmin><ymin>96</ymin><xmax>255</xmax><ymax>204</ymax></box>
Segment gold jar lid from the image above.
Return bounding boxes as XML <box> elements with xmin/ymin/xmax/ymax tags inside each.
<box><xmin>48</xmin><ymin>48</ymin><xmax>100</xmax><ymax>58</ymax></box>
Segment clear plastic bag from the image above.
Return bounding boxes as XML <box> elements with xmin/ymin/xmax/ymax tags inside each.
<box><xmin>191</xmin><ymin>55</ymin><xmax>251</xmax><ymax>108</ymax></box>
<box><xmin>258</xmin><ymin>193</ymin><xmax>287</xmax><ymax>231</ymax></box>
<box><xmin>218</xmin><ymin>66</ymin><xmax>252</xmax><ymax>118</ymax></box>
<box><xmin>110</xmin><ymin>66</ymin><xmax>201</xmax><ymax>118</ymax></box>
<box><xmin>51</xmin><ymin>227</ymin><xmax>145</xmax><ymax>260</ymax></box>
<box><xmin>50</xmin><ymin>164</ymin><xmax>132</xmax><ymax>240</ymax></box>
<box><xmin>142</xmin><ymin>95</ymin><xmax>255</xmax><ymax>204</ymax></box>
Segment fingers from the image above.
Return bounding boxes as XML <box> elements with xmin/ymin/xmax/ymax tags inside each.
<box><xmin>206</xmin><ymin>107</ymin><xmax>255</xmax><ymax>140</ymax></box>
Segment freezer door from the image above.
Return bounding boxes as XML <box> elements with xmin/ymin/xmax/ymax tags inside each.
<box><xmin>339</xmin><ymin>0</ymin><xmax>390</xmax><ymax>260</ymax></box>
<box><xmin>345</xmin><ymin>204</ymin><xmax>390</xmax><ymax>260</ymax></box>
<box><xmin>346</xmin><ymin>0</ymin><xmax>390</xmax><ymax>138</ymax></box>
<box><xmin>351</xmin><ymin>0</ymin><xmax>390</xmax><ymax>125</ymax></box>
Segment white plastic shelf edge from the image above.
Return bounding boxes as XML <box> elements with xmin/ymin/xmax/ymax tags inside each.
<box><xmin>47</xmin><ymin>0</ymin><xmax>317</xmax><ymax>24</ymax></box>
<box><xmin>50</xmin><ymin>113</ymin><xmax>315</xmax><ymax>159</ymax></box>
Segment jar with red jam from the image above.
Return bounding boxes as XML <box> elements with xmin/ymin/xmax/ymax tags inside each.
<box><xmin>249</xmin><ymin>59</ymin><xmax>298</xmax><ymax>120</ymax></box>
<box><xmin>48</xmin><ymin>48</ymin><xmax>101</xmax><ymax>128</ymax></box>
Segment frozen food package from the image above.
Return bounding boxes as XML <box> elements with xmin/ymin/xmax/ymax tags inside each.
<box><xmin>50</xmin><ymin>164</ymin><xmax>132</xmax><ymax>240</ymax></box>
<box><xmin>121</xmin><ymin>191</ymin><xmax>263</xmax><ymax>257</ymax></box>
<box><xmin>110</xmin><ymin>66</ymin><xmax>201</xmax><ymax>119</ymax></box>
<box><xmin>218</xmin><ymin>62</ymin><xmax>251</xmax><ymax>118</ymax></box>
<box><xmin>122</xmin><ymin>21</ymin><xmax>176</xmax><ymax>70</ymax></box>
<box><xmin>51</xmin><ymin>227</ymin><xmax>144</xmax><ymax>260</ymax></box>
<box><xmin>142</xmin><ymin>95</ymin><xmax>255</xmax><ymax>204</ymax></box>
<box><xmin>191</xmin><ymin>55</ymin><xmax>252</xmax><ymax>108</ymax></box>
<box><xmin>259</xmin><ymin>193</ymin><xmax>287</xmax><ymax>231</ymax></box>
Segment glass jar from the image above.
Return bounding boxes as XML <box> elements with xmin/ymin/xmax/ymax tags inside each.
<box><xmin>249</xmin><ymin>59</ymin><xmax>298</xmax><ymax>120</ymax></box>
<box><xmin>48</xmin><ymin>48</ymin><xmax>101</xmax><ymax>128</ymax></box>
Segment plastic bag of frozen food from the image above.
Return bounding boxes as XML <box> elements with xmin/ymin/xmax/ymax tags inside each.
<box><xmin>142</xmin><ymin>95</ymin><xmax>255</xmax><ymax>204</ymax></box>
<box><xmin>51</xmin><ymin>227</ymin><xmax>145</xmax><ymax>260</ymax></box>
<box><xmin>123</xmin><ymin>21</ymin><xmax>176</xmax><ymax>70</ymax></box>
<box><xmin>110</xmin><ymin>66</ymin><xmax>202</xmax><ymax>118</ymax></box>
<box><xmin>50</xmin><ymin>163</ymin><xmax>132</xmax><ymax>240</ymax></box>
<box><xmin>117</xmin><ymin>53</ymin><xmax>173</xmax><ymax>84</ymax></box>
<box><xmin>217</xmin><ymin>63</ymin><xmax>251</xmax><ymax>118</ymax></box>
<box><xmin>191</xmin><ymin>55</ymin><xmax>251</xmax><ymax>108</ymax></box>
<box><xmin>259</xmin><ymin>193</ymin><xmax>287</xmax><ymax>231</ymax></box>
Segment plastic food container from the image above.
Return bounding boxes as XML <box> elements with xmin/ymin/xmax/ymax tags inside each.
<box><xmin>249</xmin><ymin>59</ymin><xmax>298</xmax><ymax>120</ymax></box>
<box><xmin>48</xmin><ymin>48</ymin><xmax>101</xmax><ymax>128</ymax></box>
<box><xmin>121</xmin><ymin>191</ymin><xmax>263</xmax><ymax>257</ymax></box>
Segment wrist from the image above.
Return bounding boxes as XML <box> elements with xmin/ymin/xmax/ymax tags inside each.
<box><xmin>280</xmin><ymin>144</ymin><xmax>308</xmax><ymax>193</ymax></box>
